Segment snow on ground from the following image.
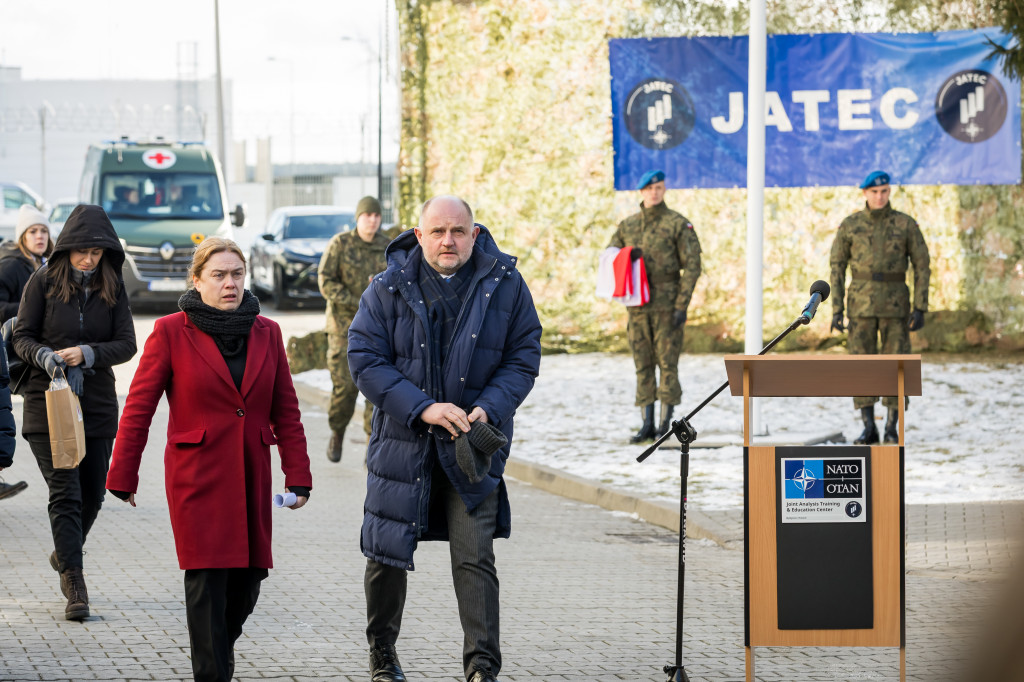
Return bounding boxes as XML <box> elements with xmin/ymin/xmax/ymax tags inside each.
<box><xmin>295</xmin><ymin>353</ymin><xmax>1024</xmax><ymax>509</ymax></box>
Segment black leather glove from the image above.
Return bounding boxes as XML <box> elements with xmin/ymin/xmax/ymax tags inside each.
<box><xmin>908</xmin><ymin>309</ymin><xmax>925</xmax><ymax>331</ymax></box>
<box><xmin>66</xmin><ymin>366</ymin><xmax>84</xmax><ymax>396</ymax></box>
<box><xmin>831</xmin><ymin>313</ymin><xmax>845</xmax><ymax>333</ymax></box>
<box><xmin>34</xmin><ymin>348</ymin><xmax>65</xmax><ymax>379</ymax></box>
<box><xmin>672</xmin><ymin>309</ymin><xmax>687</xmax><ymax>328</ymax></box>
<box><xmin>629</xmin><ymin>247</ymin><xmax>643</xmax><ymax>261</ymax></box>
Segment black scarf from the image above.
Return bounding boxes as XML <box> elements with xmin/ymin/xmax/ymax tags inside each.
<box><xmin>178</xmin><ymin>288</ymin><xmax>260</xmax><ymax>357</ymax></box>
<box><xmin>418</xmin><ymin>258</ymin><xmax>474</xmax><ymax>400</ymax></box>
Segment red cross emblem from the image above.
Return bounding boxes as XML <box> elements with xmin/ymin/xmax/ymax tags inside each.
<box><xmin>143</xmin><ymin>149</ymin><xmax>177</xmax><ymax>169</ymax></box>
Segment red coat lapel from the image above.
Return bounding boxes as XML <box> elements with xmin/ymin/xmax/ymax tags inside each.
<box><xmin>241</xmin><ymin>319</ymin><xmax>270</xmax><ymax>397</ymax></box>
<box><xmin>182</xmin><ymin>317</ymin><xmax>238</xmax><ymax>393</ymax></box>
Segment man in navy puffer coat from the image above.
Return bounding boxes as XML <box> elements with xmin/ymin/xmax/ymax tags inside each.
<box><xmin>348</xmin><ymin>195</ymin><xmax>542</xmax><ymax>682</ymax></box>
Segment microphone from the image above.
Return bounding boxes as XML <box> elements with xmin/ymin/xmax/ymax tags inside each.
<box><xmin>799</xmin><ymin>280</ymin><xmax>831</xmax><ymax>324</ymax></box>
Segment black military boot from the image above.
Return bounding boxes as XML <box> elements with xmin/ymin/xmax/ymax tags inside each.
<box><xmin>0</xmin><ymin>478</ymin><xmax>27</xmax><ymax>500</ymax></box>
<box><xmin>369</xmin><ymin>644</ymin><xmax>406</xmax><ymax>682</ymax></box>
<box><xmin>655</xmin><ymin>403</ymin><xmax>674</xmax><ymax>439</ymax></box>
<box><xmin>883</xmin><ymin>407</ymin><xmax>899</xmax><ymax>443</ymax></box>
<box><xmin>853</xmin><ymin>406</ymin><xmax>879</xmax><ymax>445</ymax></box>
<box><xmin>63</xmin><ymin>567</ymin><xmax>89</xmax><ymax>621</ymax></box>
<box><xmin>629</xmin><ymin>404</ymin><xmax>656</xmax><ymax>443</ymax></box>
<box><xmin>327</xmin><ymin>430</ymin><xmax>343</xmax><ymax>463</ymax></box>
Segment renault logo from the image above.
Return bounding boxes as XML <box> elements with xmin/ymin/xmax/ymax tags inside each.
<box><xmin>159</xmin><ymin>241</ymin><xmax>176</xmax><ymax>261</ymax></box>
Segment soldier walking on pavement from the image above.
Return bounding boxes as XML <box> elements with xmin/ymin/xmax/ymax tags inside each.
<box><xmin>830</xmin><ymin>170</ymin><xmax>930</xmax><ymax>444</ymax></box>
<box><xmin>608</xmin><ymin>170</ymin><xmax>702</xmax><ymax>443</ymax></box>
<box><xmin>318</xmin><ymin>196</ymin><xmax>390</xmax><ymax>462</ymax></box>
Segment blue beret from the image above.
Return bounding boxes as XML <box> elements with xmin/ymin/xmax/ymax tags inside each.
<box><xmin>636</xmin><ymin>170</ymin><xmax>666</xmax><ymax>190</ymax></box>
<box><xmin>859</xmin><ymin>170</ymin><xmax>890</xmax><ymax>189</ymax></box>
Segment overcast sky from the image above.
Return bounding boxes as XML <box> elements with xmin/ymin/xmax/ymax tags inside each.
<box><xmin>0</xmin><ymin>0</ymin><xmax>401</xmax><ymax>165</ymax></box>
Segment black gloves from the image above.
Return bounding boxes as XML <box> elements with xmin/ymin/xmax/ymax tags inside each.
<box><xmin>35</xmin><ymin>348</ymin><xmax>65</xmax><ymax>379</ymax></box>
<box><xmin>672</xmin><ymin>309</ymin><xmax>687</xmax><ymax>328</ymax></box>
<box><xmin>66</xmin><ymin>366</ymin><xmax>84</xmax><ymax>396</ymax></box>
<box><xmin>629</xmin><ymin>247</ymin><xmax>643</xmax><ymax>261</ymax></box>
<box><xmin>831</xmin><ymin>313</ymin><xmax>845</xmax><ymax>333</ymax></box>
<box><xmin>908</xmin><ymin>309</ymin><xmax>925</xmax><ymax>331</ymax></box>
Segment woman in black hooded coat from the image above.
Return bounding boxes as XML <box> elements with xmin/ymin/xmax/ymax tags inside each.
<box><xmin>13</xmin><ymin>204</ymin><xmax>137</xmax><ymax>621</ymax></box>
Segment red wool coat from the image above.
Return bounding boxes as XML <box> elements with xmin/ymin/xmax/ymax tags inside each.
<box><xmin>106</xmin><ymin>312</ymin><xmax>312</xmax><ymax>570</ymax></box>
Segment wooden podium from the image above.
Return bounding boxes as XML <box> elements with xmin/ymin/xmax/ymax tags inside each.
<box><xmin>723</xmin><ymin>355</ymin><xmax>922</xmax><ymax>682</ymax></box>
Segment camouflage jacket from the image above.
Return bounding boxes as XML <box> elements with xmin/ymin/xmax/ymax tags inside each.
<box><xmin>608</xmin><ymin>201</ymin><xmax>702</xmax><ymax>311</ymax></box>
<box><xmin>318</xmin><ymin>229</ymin><xmax>389</xmax><ymax>333</ymax></box>
<box><xmin>830</xmin><ymin>203</ymin><xmax>930</xmax><ymax>318</ymax></box>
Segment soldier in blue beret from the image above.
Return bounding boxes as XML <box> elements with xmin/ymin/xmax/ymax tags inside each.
<box><xmin>830</xmin><ymin>170</ymin><xmax>930</xmax><ymax>444</ymax></box>
<box><xmin>608</xmin><ymin>170</ymin><xmax>702</xmax><ymax>443</ymax></box>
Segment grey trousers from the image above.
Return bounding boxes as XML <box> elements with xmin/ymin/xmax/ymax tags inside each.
<box><xmin>365</xmin><ymin>466</ymin><xmax>501</xmax><ymax>679</ymax></box>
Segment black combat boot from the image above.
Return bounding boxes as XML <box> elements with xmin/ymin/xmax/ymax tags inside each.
<box><xmin>853</xmin><ymin>406</ymin><xmax>879</xmax><ymax>445</ymax></box>
<box><xmin>63</xmin><ymin>567</ymin><xmax>89</xmax><ymax>621</ymax></box>
<box><xmin>327</xmin><ymin>431</ymin><xmax>343</xmax><ymax>463</ymax></box>
<box><xmin>0</xmin><ymin>478</ymin><xmax>27</xmax><ymax>500</ymax></box>
<box><xmin>629</xmin><ymin>404</ymin><xmax>656</xmax><ymax>443</ymax></box>
<box><xmin>883</xmin><ymin>407</ymin><xmax>899</xmax><ymax>443</ymax></box>
<box><xmin>369</xmin><ymin>644</ymin><xmax>406</xmax><ymax>682</ymax></box>
<box><xmin>655</xmin><ymin>403</ymin><xmax>674</xmax><ymax>439</ymax></box>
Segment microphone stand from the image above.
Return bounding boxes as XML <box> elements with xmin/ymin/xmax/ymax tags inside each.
<box><xmin>637</xmin><ymin>310</ymin><xmax>815</xmax><ymax>682</ymax></box>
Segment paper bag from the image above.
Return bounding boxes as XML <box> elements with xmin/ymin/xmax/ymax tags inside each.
<box><xmin>46</xmin><ymin>370</ymin><xmax>86</xmax><ymax>469</ymax></box>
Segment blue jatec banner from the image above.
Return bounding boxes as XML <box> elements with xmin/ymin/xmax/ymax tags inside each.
<box><xmin>609</xmin><ymin>30</ymin><xmax>1021</xmax><ymax>189</ymax></box>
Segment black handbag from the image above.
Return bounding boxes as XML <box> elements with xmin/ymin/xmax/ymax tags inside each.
<box><xmin>2</xmin><ymin>317</ymin><xmax>29</xmax><ymax>395</ymax></box>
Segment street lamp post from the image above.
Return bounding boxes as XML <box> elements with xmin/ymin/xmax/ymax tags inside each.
<box><xmin>340</xmin><ymin>33</ymin><xmax>383</xmax><ymax>200</ymax></box>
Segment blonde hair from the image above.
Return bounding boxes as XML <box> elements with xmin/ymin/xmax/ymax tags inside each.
<box><xmin>188</xmin><ymin>237</ymin><xmax>246</xmax><ymax>288</ymax></box>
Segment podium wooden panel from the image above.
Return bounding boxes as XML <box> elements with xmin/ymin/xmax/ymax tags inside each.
<box><xmin>726</xmin><ymin>354</ymin><xmax>920</xmax><ymax>682</ymax></box>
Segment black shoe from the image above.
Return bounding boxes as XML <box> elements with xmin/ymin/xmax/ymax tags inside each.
<box><xmin>883</xmin><ymin>407</ymin><xmax>899</xmax><ymax>443</ymax></box>
<box><xmin>63</xmin><ymin>567</ymin><xmax>89</xmax><ymax>621</ymax></box>
<box><xmin>468</xmin><ymin>670</ymin><xmax>498</xmax><ymax>682</ymax></box>
<box><xmin>369</xmin><ymin>645</ymin><xmax>405</xmax><ymax>682</ymax></box>
<box><xmin>629</xmin><ymin>404</ymin><xmax>656</xmax><ymax>443</ymax></box>
<box><xmin>0</xmin><ymin>479</ymin><xmax>27</xmax><ymax>500</ymax></box>
<box><xmin>853</xmin><ymin>406</ymin><xmax>879</xmax><ymax>445</ymax></box>
<box><xmin>654</xmin><ymin>404</ymin><xmax>674</xmax><ymax>439</ymax></box>
<box><xmin>327</xmin><ymin>431</ymin><xmax>343</xmax><ymax>463</ymax></box>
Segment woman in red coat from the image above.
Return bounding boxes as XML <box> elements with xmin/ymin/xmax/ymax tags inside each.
<box><xmin>106</xmin><ymin>237</ymin><xmax>312</xmax><ymax>682</ymax></box>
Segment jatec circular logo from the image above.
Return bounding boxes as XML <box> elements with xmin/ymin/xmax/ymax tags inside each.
<box><xmin>624</xmin><ymin>78</ymin><xmax>695</xmax><ymax>150</ymax></box>
<box><xmin>935</xmin><ymin>69</ymin><xmax>1007</xmax><ymax>143</ymax></box>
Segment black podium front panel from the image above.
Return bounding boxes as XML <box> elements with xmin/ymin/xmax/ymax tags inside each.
<box><xmin>775</xmin><ymin>446</ymin><xmax>874</xmax><ymax>630</ymax></box>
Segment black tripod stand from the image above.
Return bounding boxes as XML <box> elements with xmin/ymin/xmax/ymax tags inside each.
<box><xmin>636</xmin><ymin>281</ymin><xmax>830</xmax><ymax>682</ymax></box>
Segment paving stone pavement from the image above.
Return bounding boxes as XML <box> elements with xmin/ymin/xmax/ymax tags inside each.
<box><xmin>0</xmin><ymin>390</ymin><xmax>1019</xmax><ymax>681</ymax></box>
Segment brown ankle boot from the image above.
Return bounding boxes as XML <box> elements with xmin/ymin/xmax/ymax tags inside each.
<box><xmin>327</xmin><ymin>430</ymin><xmax>343</xmax><ymax>462</ymax></box>
<box><xmin>63</xmin><ymin>567</ymin><xmax>89</xmax><ymax>621</ymax></box>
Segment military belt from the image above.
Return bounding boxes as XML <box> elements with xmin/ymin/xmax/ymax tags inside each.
<box><xmin>645</xmin><ymin>273</ymin><xmax>680</xmax><ymax>285</ymax></box>
<box><xmin>851</xmin><ymin>271</ymin><xmax>905</xmax><ymax>282</ymax></box>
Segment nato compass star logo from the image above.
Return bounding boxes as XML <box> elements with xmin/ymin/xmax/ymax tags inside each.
<box><xmin>624</xmin><ymin>78</ymin><xmax>696</xmax><ymax>150</ymax></box>
<box><xmin>792</xmin><ymin>468</ymin><xmax>817</xmax><ymax>493</ymax></box>
<box><xmin>935</xmin><ymin>69</ymin><xmax>1008</xmax><ymax>143</ymax></box>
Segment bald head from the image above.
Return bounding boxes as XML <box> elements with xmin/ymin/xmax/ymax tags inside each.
<box><xmin>415</xmin><ymin>195</ymin><xmax>479</xmax><ymax>275</ymax></box>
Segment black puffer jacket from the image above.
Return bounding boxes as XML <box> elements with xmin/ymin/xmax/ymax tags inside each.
<box><xmin>0</xmin><ymin>242</ymin><xmax>37</xmax><ymax>323</ymax></box>
<box><xmin>13</xmin><ymin>205</ymin><xmax>137</xmax><ymax>438</ymax></box>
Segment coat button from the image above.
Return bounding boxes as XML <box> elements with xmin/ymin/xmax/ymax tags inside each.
<box><xmin>236</xmin><ymin>409</ymin><xmax>245</xmax><ymax>417</ymax></box>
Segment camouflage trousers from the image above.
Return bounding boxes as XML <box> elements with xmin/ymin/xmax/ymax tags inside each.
<box><xmin>847</xmin><ymin>316</ymin><xmax>910</xmax><ymax>410</ymax></box>
<box><xmin>627</xmin><ymin>308</ymin><xmax>683</xmax><ymax>407</ymax></box>
<box><xmin>326</xmin><ymin>330</ymin><xmax>373</xmax><ymax>436</ymax></box>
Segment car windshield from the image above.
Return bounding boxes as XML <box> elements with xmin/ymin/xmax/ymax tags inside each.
<box><xmin>101</xmin><ymin>172</ymin><xmax>224</xmax><ymax>220</ymax></box>
<box><xmin>50</xmin><ymin>204</ymin><xmax>77</xmax><ymax>223</ymax></box>
<box><xmin>283</xmin><ymin>213</ymin><xmax>354</xmax><ymax>239</ymax></box>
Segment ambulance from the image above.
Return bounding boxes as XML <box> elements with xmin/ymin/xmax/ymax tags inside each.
<box><xmin>78</xmin><ymin>138</ymin><xmax>245</xmax><ymax>305</ymax></box>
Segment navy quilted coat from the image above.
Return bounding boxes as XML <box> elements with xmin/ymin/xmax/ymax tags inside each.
<box><xmin>348</xmin><ymin>225</ymin><xmax>542</xmax><ymax>570</ymax></box>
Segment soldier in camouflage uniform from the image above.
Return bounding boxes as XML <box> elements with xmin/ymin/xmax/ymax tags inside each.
<box><xmin>318</xmin><ymin>196</ymin><xmax>390</xmax><ymax>462</ymax></box>
<box><xmin>830</xmin><ymin>170</ymin><xmax>930</xmax><ymax>444</ymax></box>
<box><xmin>608</xmin><ymin>170</ymin><xmax>702</xmax><ymax>443</ymax></box>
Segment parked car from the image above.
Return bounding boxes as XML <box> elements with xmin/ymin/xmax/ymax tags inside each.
<box><xmin>0</xmin><ymin>182</ymin><xmax>47</xmax><ymax>242</ymax></box>
<box><xmin>47</xmin><ymin>199</ymin><xmax>80</xmax><ymax>238</ymax></box>
<box><xmin>249</xmin><ymin>205</ymin><xmax>355</xmax><ymax>309</ymax></box>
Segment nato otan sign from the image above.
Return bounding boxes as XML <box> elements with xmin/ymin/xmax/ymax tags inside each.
<box><xmin>609</xmin><ymin>29</ymin><xmax>1021</xmax><ymax>190</ymax></box>
<box><xmin>781</xmin><ymin>457</ymin><xmax>867</xmax><ymax>524</ymax></box>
